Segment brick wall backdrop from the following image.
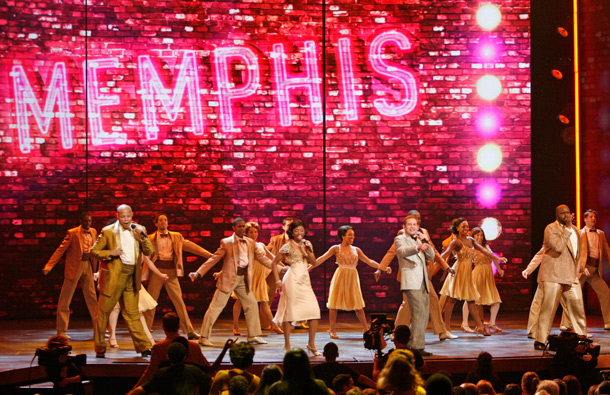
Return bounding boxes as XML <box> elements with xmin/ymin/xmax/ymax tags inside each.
<box><xmin>0</xmin><ymin>0</ymin><xmax>531</xmax><ymax>320</ymax></box>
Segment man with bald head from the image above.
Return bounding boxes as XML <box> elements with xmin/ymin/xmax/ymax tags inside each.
<box><xmin>534</xmin><ymin>204</ymin><xmax>587</xmax><ymax>350</ymax></box>
<box><xmin>92</xmin><ymin>204</ymin><xmax>155</xmax><ymax>357</ymax></box>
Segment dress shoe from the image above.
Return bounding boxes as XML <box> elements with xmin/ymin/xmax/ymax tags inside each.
<box><xmin>247</xmin><ymin>336</ymin><xmax>267</xmax><ymax>345</ymax></box>
<box><xmin>95</xmin><ymin>352</ymin><xmax>105</xmax><ymax>358</ymax></box>
<box><xmin>199</xmin><ymin>337</ymin><xmax>214</xmax><ymax>347</ymax></box>
<box><xmin>418</xmin><ymin>349</ymin><xmax>433</xmax><ymax>357</ymax></box>
<box><xmin>141</xmin><ymin>349</ymin><xmax>152</xmax><ymax>357</ymax></box>
<box><xmin>233</xmin><ymin>329</ymin><xmax>241</xmax><ymax>336</ymax></box>
<box><xmin>534</xmin><ymin>341</ymin><xmax>547</xmax><ymax>351</ymax></box>
<box><xmin>527</xmin><ymin>333</ymin><xmax>535</xmax><ymax>339</ymax></box>
<box><xmin>475</xmin><ymin>326</ymin><xmax>491</xmax><ymax>336</ymax></box>
<box><xmin>187</xmin><ymin>332</ymin><xmax>201</xmax><ymax>340</ymax></box>
<box><xmin>439</xmin><ymin>331</ymin><xmax>458</xmax><ymax>340</ymax></box>
<box><xmin>489</xmin><ymin>324</ymin><xmax>502</xmax><ymax>332</ymax></box>
<box><xmin>328</xmin><ymin>330</ymin><xmax>339</xmax><ymax>339</ymax></box>
<box><xmin>461</xmin><ymin>325</ymin><xmax>475</xmax><ymax>333</ymax></box>
<box><xmin>109</xmin><ymin>338</ymin><xmax>119</xmax><ymax>348</ymax></box>
<box><xmin>271</xmin><ymin>326</ymin><xmax>284</xmax><ymax>335</ymax></box>
<box><xmin>605</xmin><ymin>324</ymin><xmax>610</xmax><ymax>330</ymax></box>
<box><xmin>559</xmin><ymin>326</ymin><xmax>571</xmax><ymax>332</ymax></box>
<box><xmin>306</xmin><ymin>345</ymin><xmax>322</xmax><ymax>356</ymax></box>
<box><xmin>57</xmin><ymin>332</ymin><xmax>72</xmax><ymax>340</ymax></box>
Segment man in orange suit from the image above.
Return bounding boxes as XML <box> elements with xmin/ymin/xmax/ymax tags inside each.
<box><xmin>144</xmin><ymin>213</ymin><xmax>212</xmax><ymax>340</ymax></box>
<box><xmin>43</xmin><ymin>212</ymin><xmax>98</xmax><ymax>337</ymax></box>
<box><xmin>189</xmin><ymin>218</ymin><xmax>273</xmax><ymax>346</ymax></box>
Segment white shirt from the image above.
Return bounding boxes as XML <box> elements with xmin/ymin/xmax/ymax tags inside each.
<box><xmin>562</xmin><ymin>222</ymin><xmax>579</xmax><ymax>259</ymax></box>
<box><xmin>119</xmin><ymin>225</ymin><xmax>136</xmax><ymax>265</ymax></box>
<box><xmin>235</xmin><ymin>235</ymin><xmax>249</xmax><ymax>268</ymax></box>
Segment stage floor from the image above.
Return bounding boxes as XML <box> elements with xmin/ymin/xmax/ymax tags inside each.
<box><xmin>2</xmin><ymin>311</ymin><xmax>610</xmax><ymax>387</ymax></box>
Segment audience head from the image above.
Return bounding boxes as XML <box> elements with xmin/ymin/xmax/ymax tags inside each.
<box><xmin>170</xmin><ymin>336</ymin><xmax>190</xmax><ymax>358</ymax></box>
<box><xmin>323</xmin><ymin>342</ymin><xmax>339</xmax><ymax>362</ymax></box>
<box><xmin>362</xmin><ymin>389</ymin><xmax>377</xmax><ymax>395</ymax></box>
<box><xmin>346</xmin><ymin>388</ymin><xmax>364</xmax><ymax>395</ymax></box>
<box><xmin>562</xmin><ymin>375</ymin><xmax>581</xmax><ymax>395</ymax></box>
<box><xmin>393</xmin><ymin>325</ymin><xmax>412</xmax><ymax>347</ymax></box>
<box><xmin>282</xmin><ymin>349</ymin><xmax>315</xmax><ymax>385</ymax></box>
<box><xmin>537</xmin><ymin>380</ymin><xmax>560</xmax><ymax>395</ymax></box>
<box><xmin>475</xmin><ymin>352</ymin><xmax>494</xmax><ymax>373</ymax></box>
<box><xmin>257</xmin><ymin>364</ymin><xmax>282</xmax><ymax>393</ymax></box>
<box><xmin>597</xmin><ymin>381</ymin><xmax>610</xmax><ymax>394</ymax></box>
<box><xmin>503</xmin><ymin>383</ymin><xmax>523</xmax><ymax>395</ymax></box>
<box><xmin>553</xmin><ymin>379</ymin><xmax>567</xmax><ymax>395</ymax></box>
<box><xmin>229</xmin><ymin>375</ymin><xmax>250</xmax><ymax>395</ymax></box>
<box><xmin>522</xmin><ymin>372</ymin><xmax>541</xmax><ymax>395</ymax></box>
<box><xmin>167</xmin><ymin>342</ymin><xmax>187</xmax><ymax>365</ymax></box>
<box><xmin>229</xmin><ymin>342</ymin><xmax>255</xmax><ymax>370</ymax></box>
<box><xmin>377</xmin><ymin>349</ymin><xmax>424</xmax><ymax>394</ymax></box>
<box><xmin>460</xmin><ymin>383</ymin><xmax>478</xmax><ymax>395</ymax></box>
<box><xmin>162</xmin><ymin>312</ymin><xmax>181</xmax><ymax>334</ymax></box>
<box><xmin>425</xmin><ymin>372</ymin><xmax>453</xmax><ymax>395</ymax></box>
<box><xmin>333</xmin><ymin>374</ymin><xmax>354</xmax><ymax>394</ymax></box>
<box><xmin>477</xmin><ymin>379</ymin><xmax>497</xmax><ymax>395</ymax></box>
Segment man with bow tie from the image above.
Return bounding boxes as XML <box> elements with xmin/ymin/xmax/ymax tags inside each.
<box><xmin>143</xmin><ymin>213</ymin><xmax>212</xmax><ymax>340</ymax></box>
<box><xmin>43</xmin><ymin>212</ymin><xmax>98</xmax><ymax>337</ymax></box>
<box><xmin>189</xmin><ymin>218</ymin><xmax>273</xmax><ymax>346</ymax></box>
<box><xmin>394</xmin><ymin>214</ymin><xmax>435</xmax><ymax>356</ymax></box>
<box><xmin>534</xmin><ymin>204</ymin><xmax>588</xmax><ymax>350</ymax></box>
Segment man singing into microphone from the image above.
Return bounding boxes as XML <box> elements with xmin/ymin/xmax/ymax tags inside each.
<box><xmin>92</xmin><ymin>204</ymin><xmax>155</xmax><ymax>358</ymax></box>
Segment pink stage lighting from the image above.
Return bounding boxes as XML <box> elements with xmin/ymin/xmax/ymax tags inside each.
<box><xmin>477</xmin><ymin>38</ymin><xmax>501</xmax><ymax>62</ymax></box>
<box><xmin>477</xmin><ymin>178</ymin><xmax>502</xmax><ymax>207</ymax></box>
<box><xmin>475</xmin><ymin>107</ymin><xmax>502</xmax><ymax>138</ymax></box>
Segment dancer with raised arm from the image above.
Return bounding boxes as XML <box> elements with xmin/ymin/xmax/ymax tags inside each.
<box><xmin>312</xmin><ymin>225</ymin><xmax>390</xmax><ymax>338</ymax></box>
<box><xmin>271</xmin><ymin>219</ymin><xmax>321</xmax><ymax>355</ymax></box>
<box><xmin>440</xmin><ymin>218</ymin><xmax>506</xmax><ymax>337</ymax></box>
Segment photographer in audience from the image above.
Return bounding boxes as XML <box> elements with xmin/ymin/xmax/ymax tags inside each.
<box><xmin>38</xmin><ymin>334</ymin><xmax>85</xmax><ymax>395</ymax></box>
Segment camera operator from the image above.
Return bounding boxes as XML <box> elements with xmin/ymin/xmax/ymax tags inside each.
<box><xmin>371</xmin><ymin>325</ymin><xmax>423</xmax><ymax>381</ymax></box>
<box><xmin>548</xmin><ymin>331</ymin><xmax>600</xmax><ymax>390</ymax></box>
<box><xmin>39</xmin><ymin>334</ymin><xmax>85</xmax><ymax>395</ymax></box>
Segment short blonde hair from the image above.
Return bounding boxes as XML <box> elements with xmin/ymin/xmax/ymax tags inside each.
<box><xmin>377</xmin><ymin>349</ymin><xmax>424</xmax><ymax>393</ymax></box>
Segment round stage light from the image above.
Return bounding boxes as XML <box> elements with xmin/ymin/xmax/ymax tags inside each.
<box><xmin>477</xmin><ymin>143</ymin><xmax>503</xmax><ymax>172</ymax></box>
<box><xmin>476</xmin><ymin>4</ymin><xmax>502</xmax><ymax>31</ymax></box>
<box><xmin>477</xmin><ymin>179</ymin><xmax>502</xmax><ymax>207</ymax></box>
<box><xmin>480</xmin><ymin>217</ymin><xmax>502</xmax><ymax>241</ymax></box>
<box><xmin>475</xmin><ymin>107</ymin><xmax>501</xmax><ymax>137</ymax></box>
<box><xmin>476</xmin><ymin>75</ymin><xmax>502</xmax><ymax>101</ymax></box>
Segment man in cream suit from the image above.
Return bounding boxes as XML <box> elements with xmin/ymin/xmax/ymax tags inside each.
<box><xmin>189</xmin><ymin>218</ymin><xmax>273</xmax><ymax>346</ymax></box>
<box><xmin>144</xmin><ymin>213</ymin><xmax>212</xmax><ymax>339</ymax></box>
<box><xmin>92</xmin><ymin>204</ymin><xmax>154</xmax><ymax>357</ymax></box>
<box><xmin>43</xmin><ymin>212</ymin><xmax>98</xmax><ymax>337</ymax></box>
<box><xmin>534</xmin><ymin>204</ymin><xmax>587</xmax><ymax>350</ymax></box>
<box><xmin>394</xmin><ymin>214</ymin><xmax>435</xmax><ymax>355</ymax></box>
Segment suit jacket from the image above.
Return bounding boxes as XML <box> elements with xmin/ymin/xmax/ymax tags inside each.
<box><xmin>581</xmin><ymin>227</ymin><xmax>610</xmax><ymax>277</ymax></box>
<box><xmin>539</xmin><ymin>222</ymin><xmax>586</xmax><ymax>285</ymax></box>
<box><xmin>92</xmin><ymin>221</ymin><xmax>154</xmax><ymax>297</ymax></box>
<box><xmin>267</xmin><ymin>233</ymin><xmax>289</xmax><ymax>256</ymax></box>
<box><xmin>395</xmin><ymin>233</ymin><xmax>435</xmax><ymax>291</ymax></box>
<box><xmin>148</xmin><ymin>231</ymin><xmax>212</xmax><ymax>277</ymax></box>
<box><xmin>44</xmin><ymin>226</ymin><xmax>98</xmax><ymax>281</ymax></box>
<box><xmin>195</xmin><ymin>234</ymin><xmax>272</xmax><ymax>293</ymax></box>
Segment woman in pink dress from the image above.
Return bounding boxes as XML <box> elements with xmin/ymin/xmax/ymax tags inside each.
<box><xmin>312</xmin><ymin>225</ymin><xmax>390</xmax><ymax>339</ymax></box>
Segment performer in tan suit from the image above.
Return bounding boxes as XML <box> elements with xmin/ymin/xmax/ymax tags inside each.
<box><xmin>560</xmin><ymin>209</ymin><xmax>610</xmax><ymax>330</ymax></box>
<box><xmin>92</xmin><ymin>204</ymin><xmax>154</xmax><ymax>357</ymax></box>
<box><xmin>534</xmin><ymin>204</ymin><xmax>587</xmax><ymax>350</ymax></box>
<box><xmin>189</xmin><ymin>218</ymin><xmax>272</xmax><ymax>346</ymax></box>
<box><xmin>43</xmin><ymin>212</ymin><xmax>98</xmax><ymax>337</ymax></box>
<box><xmin>376</xmin><ymin>211</ymin><xmax>457</xmax><ymax>341</ymax></box>
<box><xmin>144</xmin><ymin>213</ymin><xmax>212</xmax><ymax>339</ymax></box>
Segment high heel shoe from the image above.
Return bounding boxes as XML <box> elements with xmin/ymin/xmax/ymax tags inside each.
<box><xmin>272</xmin><ymin>326</ymin><xmax>284</xmax><ymax>335</ymax></box>
<box><xmin>328</xmin><ymin>329</ymin><xmax>339</xmax><ymax>339</ymax></box>
<box><xmin>109</xmin><ymin>338</ymin><xmax>119</xmax><ymax>348</ymax></box>
<box><xmin>233</xmin><ymin>328</ymin><xmax>241</xmax><ymax>336</ymax></box>
<box><xmin>307</xmin><ymin>345</ymin><xmax>322</xmax><ymax>357</ymax></box>
<box><xmin>461</xmin><ymin>324</ymin><xmax>475</xmax><ymax>333</ymax></box>
<box><xmin>489</xmin><ymin>324</ymin><xmax>502</xmax><ymax>332</ymax></box>
<box><xmin>475</xmin><ymin>326</ymin><xmax>491</xmax><ymax>336</ymax></box>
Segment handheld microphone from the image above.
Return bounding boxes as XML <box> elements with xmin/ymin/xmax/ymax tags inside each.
<box><xmin>305</xmin><ymin>241</ymin><xmax>313</xmax><ymax>253</ymax></box>
<box><xmin>131</xmin><ymin>223</ymin><xmax>148</xmax><ymax>237</ymax></box>
<box><xmin>416</xmin><ymin>231</ymin><xmax>430</xmax><ymax>244</ymax></box>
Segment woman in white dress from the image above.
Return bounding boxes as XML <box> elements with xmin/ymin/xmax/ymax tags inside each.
<box><xmin>312</xmin><ymin>225</ymin><xmax>389</xmax><ymax>338</ymax></box>
<box><xmin>271</xmin><ymin>219</ymin><xmax>321</xmax><ymax>355</ymax></box>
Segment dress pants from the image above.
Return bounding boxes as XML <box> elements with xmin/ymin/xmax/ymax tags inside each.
<box><xmin>200</xmin><ymin>275</ymin><xmax>261</xmax><ymax>339</ymax></box>
<box><xmin>560</xmin><ymin>264</ymin><xmax>610</xmax><ymax>329</ymax></box>
<box><xmin>144</xmin><ymin>268</ymin><xmax>195</xmax><ymax>334</ymax></box>
<box><xmin>536</xmin><ymin>281</ymin><xmax>586</xmax><ymax>344</ymax></box>
<box><xmin>528</xmin><ymin>284</ymin><xmax>576</xmax><ymax>335</ymax></box>
<box><xmin>94</xmin><ymin>264</ymin><xmax>151</xmax><ymax>354</ymax></box>
<box><xmin>396</xmin><ymin>278</ymin><xmax>446</xmax><ymax>335</ymax></box>
<box><xmin>56</xmin><ymin>260</ymin><xmax>98</xmax><ymax>333</ymax></box>
<box><xmin>403</xmin><ymin>280</ymin><xmax>430</xmax><ymax>350</ymax></box>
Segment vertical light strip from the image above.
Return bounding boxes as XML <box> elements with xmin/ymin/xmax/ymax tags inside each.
<box><xmin>573</xmin><ymin>0</ymin><xmax>581</xmax><ymax>227</ymax></box>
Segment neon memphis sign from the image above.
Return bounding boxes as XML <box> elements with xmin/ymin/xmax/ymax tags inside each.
<box><xmin>10</xmin><ymin>30</ymin><xmax>418</xmax><ymax>154</ymax></box>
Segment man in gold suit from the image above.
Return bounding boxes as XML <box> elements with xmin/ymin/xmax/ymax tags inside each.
<box><xmin>92</xmin><ymin>204</ymin><xmax>154</xmax><ymax>358</ymax></box>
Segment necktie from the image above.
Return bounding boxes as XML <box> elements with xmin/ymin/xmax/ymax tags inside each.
<box><xmin>160</xmin><ymin>233</ymin><xmax>169</xmax><ymax>237</ymax></box>
<box><xmin>411</xmin><ymin>236</ymin><xmax>417</xmax><ymax>241</ymax></box>
<box><xmin>590</xmin><ymin>229</ymin><xmax>597</xmax><ymax>232</ymax></box>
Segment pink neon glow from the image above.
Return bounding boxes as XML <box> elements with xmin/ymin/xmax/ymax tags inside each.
<box><xmin>271</xmin><ymin>41</ymin><xmax>323</xmax><ymax>127</ymax></box>
<box><xmin>368</xmin><ymin>30</ymin><xmax>418</xmax><ymax>117</ymax></box>
<box><xmin>11</xmin><ymin>63</ymin><xmax>73</xmax><ymax>154</ymax></box>
<box><xmin>213</xmin><ymin>46</ymin><xmax>261</xmax><ymax>133</ymax></box>
<box><xmin>477</xmin><ymin>179</ymin><xmax>502</xmax><ymax>207</ymax></box>
<box><xmin>85</xmin><ymin>58</ymin><xmax>126</xmax><ymax>146</ymax></box>
<box><xmin>337</xmin><ymin>37</ymin><xmax>359</xmax><ymax>121</ymax></box>
<box><xmin>475</xmin><ymin>107</ymin><xmax>502</xmax><ymax>138</ymax></box>
<box><xmin>477</xmin><ymin>38</ymin><xmax>501</xmax><ymax>62</ymax></box>
<box><xmin>138</xmin><ymin>51</ymin><xmax>205</xmax><ymax>140</ymax></box>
